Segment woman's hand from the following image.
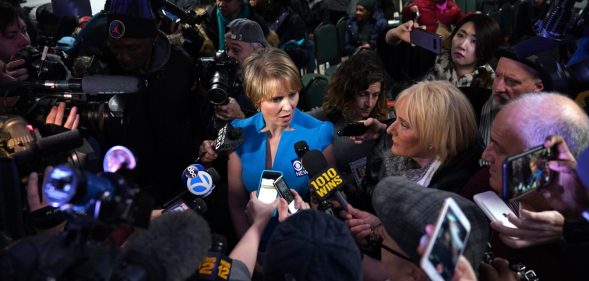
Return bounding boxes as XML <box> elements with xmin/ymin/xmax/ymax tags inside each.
<box><xmin>349</xmin><ymin>118</ymin><xmax>387</xmax><ymax>144</ymax></box>
<box><xmin>385</xmin><ymin>20</ymin><xmax>421</xmax><ymax>45</ymax></box>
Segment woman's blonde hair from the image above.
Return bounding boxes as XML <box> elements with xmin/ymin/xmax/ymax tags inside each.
<box><xmin>242</xmin><ymin>47</ymin><xmax>301</xmax><ymax>107</ymax></box>
<box><xmin>396</xmin><ymin>80</ymin><xmax>477</xmax><ymax>162</ymax></box>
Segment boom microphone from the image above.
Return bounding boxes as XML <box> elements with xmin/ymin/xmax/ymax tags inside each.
<box><xmin>118</xmin><ymin>211</ymin><xmax>212</xmax><ymax>281</ymax></box>
<box><xmin>32</xmin><ymin>75</ymin><xmax>144</xmax><ymax>94</ymax></box>
<box><xmin>301</xmin><ymin>150</ymin><xmax>349</xmax><ymax>209</ymax></box>
<box><xmin>11</xmin><ymin>129</ymin><xmax>84</xmax><ymax>165</ymax></box>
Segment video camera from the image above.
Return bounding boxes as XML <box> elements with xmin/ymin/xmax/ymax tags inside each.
<box><xmin>195</xmin><ymin>51</ymin><xmax>240</xmax><ymax>105</ymax></box>
<box><xmin>2</xmin><ymin>75</ymin><xmax>143</xmax><ymax>133</ymax></box>
<box><xmin>513</xmin><ymin>0</ymin><xmax>589</xmax><ymax>95</ymax></box>
<box><xmin>14</xmin><ymin>46</ymin><xmax>70</xmax><ymax>81</ymax></box>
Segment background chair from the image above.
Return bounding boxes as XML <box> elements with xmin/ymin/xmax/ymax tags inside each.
<box><xmin>336</xmin><ymin>16</ymin><xmax>348</xmax><ymax>60</ymax></box>
<box><xmin>314</xmin><ymin>23</ymin><xmax>340</xmax><ymax>74</ymax></box>
<box><xmin>300</xmin><ymin>73</ymin><xmax>329</xmax><ymax>111</ymax></box>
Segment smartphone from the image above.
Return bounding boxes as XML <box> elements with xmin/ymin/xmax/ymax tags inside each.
<box><xmin>421</xmin><ymin>197</ymin><xmax>471</xmax><ymax>281</ymax></box>
<box><xmin>473</xmin><ymin>191</ymin><xmax>517</xmax><ymax>228</ymax></box>
<box><xmin>337</xmin><ymin>122</ymin><xmax>369</xmax><ymax>136</ymax></box>
<box><xmin>274</xmin><ymin>176</ymin><xmax>298</xmax><ymax>214</ymax></box>
<box><xmin>410</xmin><ymin>28</ymin><xmax>442</xmax><ymax>54</ymax></box>
<box><xmin>502</xmin><ymin>145</ymin><xmax>554</xmax><ymax>201</ymax></box>
<box><xmin>257</xmin><ymin>170</ymin><xmax>280</xmax><ymax>204</ymax></box>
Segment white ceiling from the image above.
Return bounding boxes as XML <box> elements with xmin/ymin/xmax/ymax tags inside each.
<box><xmin>23</xmin><ymin>0</ymin><xmax>106</xmax><ymax>15</ymax></box>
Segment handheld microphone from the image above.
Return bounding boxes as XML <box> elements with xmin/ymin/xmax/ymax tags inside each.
<box><xmin>301</xmin><ymin>150</ymin><xmax>349</xmax><ymax>210</ymax></box>
<box><xmin>193</xmin><ymin>234</ymin><xmax>233</xmax><ymax>281</ymax></box>
<box><xmin>211</xmin><ymin>123</ymin><xmax>243</xmax><ymax>154</ymax></box>
<box><xmin>294</xmin><ymin>140</ymin><xmax>309</xmax><ymax>158</ymax></box>
<box><xmin>162</xmin><ymin>165</ymin><xmax>220</xmax><ymax>213</ymax></box>
<box><xmin>195</xmin><ymin>123</ymin><xmax>244</xmax><ymax>163</ymax></box>
<box><xmin>32</xmin><ymin>75</ymin><xmax>144</xmax><ymax>94</ymax></box>
<box><xmin>292</xmin><ymin>140</ymin><xmax>309</xmax><ymax>177</ymax></box>
<box><xmin>182</xmin><ymin>164</ymin><xmax>217</xmax><ymax>197</ymax></box>
<box><xmin>119</xmin><ymin>211</ymin><xmax>212</xmax><ymax>281</ymax></box>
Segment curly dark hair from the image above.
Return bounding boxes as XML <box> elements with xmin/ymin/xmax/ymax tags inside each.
<box><xmin>322</xmin><ymin>50</ymin><xmax>388</xmax><ymax>121</ymax></box>
<box><xmin>0</xmin><ymin>1</ymin><xmax>25</xmax><ymax>35</ymax></box>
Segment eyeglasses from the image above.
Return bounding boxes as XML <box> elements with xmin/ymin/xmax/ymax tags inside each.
<box><xmin>380</xmin><ymin>243</ymin><xmax>415</xmax><ymax>264</ymax></box>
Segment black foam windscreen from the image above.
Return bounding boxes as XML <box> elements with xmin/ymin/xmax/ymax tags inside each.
<box><xmin>123</xmin><ymin>211</ymin><xmax>212</xmax><ymax>281</ymax></box>
<box><xmin>301</xmin><ymin>150</ymin><xmax>328</xmax><ymax>178</ymax></box>
<box><xmin>81</xmin><ymin>75</ymin><xmax>143</xmax><ymax>94</ymax></box>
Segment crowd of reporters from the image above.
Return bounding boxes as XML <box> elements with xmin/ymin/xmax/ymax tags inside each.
<box><xmin>1</xmin><ymin>0</ymin><xmax>589</xmax><ymax>280</ymax></box>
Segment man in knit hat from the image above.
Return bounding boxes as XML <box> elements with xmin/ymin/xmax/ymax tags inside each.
<box><xmin>343</xmin><ymin>0</ymin><xmax>388</xmax><ymax>56</ymax></box>
<box><xmin>106</xmin><ymin>0</ymin><xmax>202</xmax><ymax>206</ymax></box>
<box><xmin>372</xmin><ymin>176</ymin><xmax>489</xmax><ymax>281</ymax></box>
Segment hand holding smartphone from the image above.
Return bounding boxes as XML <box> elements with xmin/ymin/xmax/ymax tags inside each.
<box><xmin>337</xmin><ymin>122</ymin><xmax>369</xmax><ymax>136</ymax></box>
<box><xmin>421</xmin><ymin>198</ymin><xmax>471</xmax><ymax>281</ymax></box>
<box><xmin>410</xmin><ymin>28</ymin><xmax>442</xmax><ymax>54</ymax></box>
<box><xmin>258</xmin><ymin>170</ymin><xmax>280</xmax><ymax>204</ymax></box>
<box><xmin>473</xmin><ymin>191</ymin><xmax>517</xmax><ymax>228</ymax></box>
<box><xmin>273</xmin><ymin>175</ymin><xmax>298</xmax><ymax>214</ymax></box>
<box><xmin>502</xmin><ymin>145</ymin><xmax>554</xmax><ymax>201</ymax></box>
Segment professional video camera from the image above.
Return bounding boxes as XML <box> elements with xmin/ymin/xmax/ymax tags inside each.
<box><xmin>195</xmin><ymin>51</ymin><xmax>240</xmax><ymax>105</ymax></box>
<box><xmin>151</xmin><ymin>0</ymin><xmax>208</xmax><ymax>32</ymax></box>
<box><xmin>2</xmin><ymin>75</ymin><xmax>143</xmax><ymax>133</ymax></box>
<box><xmin>14</xmin><ymin>46</ymin><xmax>70</xmax><ymax>81</ymax></box>
<box><xmin>0</xmin><ymin>115</ymin><xmax>86</xmax><ymax>239</ymax></box>
<box><xmin>513</xmin><ymin>0</ymin><xmax>589</xmax><ymax>95</ymax></box>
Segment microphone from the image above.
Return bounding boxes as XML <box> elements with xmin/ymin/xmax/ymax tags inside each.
<box><xmin>11</xmin><ymin>129</ymin><xmax>84</xmax><ymax>165</ymax></box>
<box><xmin>301</xmin><ymin>150</ymin><xmax>349</xmax><ymax>210</ymax></box>
<box><xmin>192</xmin><ymin>234</ymin><xmax>233</xmax><ymax>281</ymax></box>
<box><xmin>293</xmin><ymin>140</ymin><xmax>309</xmax><ymax>177</ymax></box>
<box><xmin>194</xmin><ymin>123</ymin><xmax>243</xmax><ymax>163</ymax></box>
<box><xmin>211</xmin><ymin>123</ymin><xmax>243</xmax><ymax>154</ymax></box>
<box><xmin>32</xmin><ymin>75</ymin><xmax>144</xmax><ymax>94</ymax></box>
<box><xmin>117</xmin><ymin>211</ymin><xmax>212</xmax><ymax>281</ymax></box>
<box><xmin>294</xmin><ymin>140</ymin><xmax>309</xmax><ymax>159</ymax></box>
<box><xmin>182</xmin><ymin>164</ymin><xmax>217</xmax><ymax>197</ymax></box>
<box><xmin>162</xmin><ymin>165</ymin><xmax>220</xmax><ymax>214</ymax></box>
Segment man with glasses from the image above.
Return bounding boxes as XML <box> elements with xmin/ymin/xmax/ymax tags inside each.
<box><xmin>479</xmin><ymin>48</ymin><xmax>546</xmax><ymax>146</ymax></box>
<box><xmin>371</xmin><ymin>176</ymin><xmax>493</xmax><ymax>281</ymax></box>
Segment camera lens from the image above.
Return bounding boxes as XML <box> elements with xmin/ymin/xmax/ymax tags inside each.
<box><xmin>43</xmin><ymin>164</ymin><xmax>80</xmax><ymax>208</ymax></box>
<box><xmin>208</xmin><ymin>70</ymin><xmax>229</xmax><ymax>105</ymax></box>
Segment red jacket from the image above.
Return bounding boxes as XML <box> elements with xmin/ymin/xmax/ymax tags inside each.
<box><xmin>403</xmin><ymin>0</ymin><xmax>462</xmax><ymax>33</ymax></box>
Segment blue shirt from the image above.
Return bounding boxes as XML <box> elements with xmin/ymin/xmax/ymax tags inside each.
<box><xmin>232</xmin><ymin>108</ymin><xmax>334</xmax><ymax>198</ymax></box>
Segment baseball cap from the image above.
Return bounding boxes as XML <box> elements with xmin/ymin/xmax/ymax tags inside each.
<box><xmin>225</xmin><ymin>18</ymin><xmax>269</xmax><ymax>47</ymax></box>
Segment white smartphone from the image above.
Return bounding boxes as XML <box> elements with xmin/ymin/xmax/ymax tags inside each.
<box><xmin>421</xmin><ymin>197</ymin><xmax>471</xmax><ymax>281</ymax></box>
<box><xmin>473</xmin><ymin>191</ymin><xmax>517</xmax><ymax>229</ymax></box>
<box><xmin>257</xmin><ymin>170</ymin><xmax>280</xmax><ymax>204</ymax></box>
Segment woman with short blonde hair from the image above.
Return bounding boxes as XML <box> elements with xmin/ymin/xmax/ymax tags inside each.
<box><xmin>394</xmin><ymin>80</ymin><xmax>477</xmax><ymax>163</ymax></box>
<box><xmin>228</xmin><ymin>47</ymin><xmax>335</xmax><ymax>245</ymax></box>
<box><xmin>362</xmin><ymin>80</ymin><xmax>482</xmax><ymax>192</ymax></box>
